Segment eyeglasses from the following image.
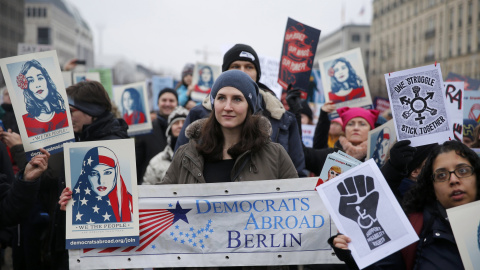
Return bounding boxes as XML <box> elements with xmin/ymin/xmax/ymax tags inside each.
<box><xmin>432</xmin><ymin>166</ymin><xmax>474</xmax><ymax>182</ymax></box>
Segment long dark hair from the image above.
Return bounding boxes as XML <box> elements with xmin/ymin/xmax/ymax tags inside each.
<box><xmin>121</xmin><ymin>88</ymin><xmax>144</xmax><ymax>123</ymax></box>
<box><xmin>196</xmin><ymin>109</ymin><xmax>270</xmax><ymax>161</ymax></box>
<box><xmin>19</xmin><ymin>59</ymin><xmax>66</xmax><ymax>118</ymax></box>
<box><xmin>329</xmin><ymin>57</ymin><xmax>363</xmax><ymax>93</ymax></box>
<box><xmin>197</xmin><ymin>66</ymin><xmax>214</xmax><ymax>88</ymax></box>
<box><xmin>403</xmin><ymin>140</ymin><xmax>480</xmax><ymax>213</ymax></box>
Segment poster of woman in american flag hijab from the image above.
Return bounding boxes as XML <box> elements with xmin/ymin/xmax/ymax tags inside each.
<box><xmin>64</xmin><ymin>139</ymin><xmax>140</xmax><ymax>249</ymax></box>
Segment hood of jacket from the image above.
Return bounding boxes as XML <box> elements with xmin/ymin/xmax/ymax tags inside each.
<box><xmin>79</xmin><ymin>111</ymin><xmax>129</xmax><ymax>141</ymax></box>
<box><xmin>185</xmin><ymin>115</ymin><xmax>272</xmax><ymax>142</ymax></box>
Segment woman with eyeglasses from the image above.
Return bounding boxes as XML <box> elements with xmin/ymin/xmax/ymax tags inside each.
<box><xmin>330</xmin><ymin>140</ymin><xmax>480</xmax><ymax>269</ymax></box>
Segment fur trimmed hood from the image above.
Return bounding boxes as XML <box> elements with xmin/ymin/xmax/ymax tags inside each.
<box><xmin>185</xmin><ymin>115</ymin><xmax>272</xmax><ymax>141</ymax></box>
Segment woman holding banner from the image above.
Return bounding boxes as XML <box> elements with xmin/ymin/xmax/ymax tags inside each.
<box><xmin>330</xmin><ymin>140</ymin><xmax>480</xmax><ymax>269</ymax></box>
<box><xmin>162</xmin><ymin>70</ymin><xmax>298</xmax><ymax>184</ymax></box>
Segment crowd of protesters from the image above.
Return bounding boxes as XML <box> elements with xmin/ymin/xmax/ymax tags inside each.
<box><xmin>0</xmin><ymin>43</ymin><xmax>478</xmax><ymax>270</ymax></box>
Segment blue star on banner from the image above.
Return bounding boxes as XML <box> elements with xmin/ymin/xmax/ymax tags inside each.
<box><xmin>167</xmin><ymin>201</ymin><xmax>192</xmax><ymax>224</ymax></box>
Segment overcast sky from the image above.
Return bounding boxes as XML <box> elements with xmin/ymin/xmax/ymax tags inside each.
<box><xmin>68</xmin><ymin>0</ymin><xmax>372</xmax><ymax>78</ymax></box>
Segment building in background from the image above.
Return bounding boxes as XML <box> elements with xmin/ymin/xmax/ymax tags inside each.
<box><xmin>369</xmin><ymin>0</ymin><xmax>480</xmax><ymax>97</ymax></box>
<box><xmin>314</xmin><ymin>24</ymin><xmax>371</xmax><ymax>75</ymax></box>
<box><xmin>0</xmin><ymin>0</ymin><xmax>25</xmax><ymax>86</ymax></box>
<box><xmin>24</xmin><ymin>0</ymin><xmax>94</xmax><ymax>69</ymax></box>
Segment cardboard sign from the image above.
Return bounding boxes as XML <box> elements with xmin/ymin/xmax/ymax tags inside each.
<box><xmin>0</xmin><ymin>50</ymin><xmax>75</xmax><ymax>159</ymax></box>
<box><xmin>65</xmin><ymin>139</ymin><xmax>140</xmax><ymax>249</ymax></box>
<box><xmin>113</xmin><ymin>81</ymin><xmax>153</xmax><ymax>136</ymax></box>
<box><xmin>385</xmin><ymin>64</ymin><xmax>451</xmax><ymax>147</ymax></box>
<box><xmin>317</xmin><ymin>159</ymin><xmax>418</xmax><ymax>269</ymax></box>
<box><xmin>444</xmin><ymin>82</ymin><xmax>464</xmax><ymax>142</ymax></box>
<box><xmin>278</xmin><ymin>17</ymin><xmax>321</xmax><ymax>92</ymax></box>
<box><xmin>367</xmin><ymin>120</ymin><xmax>397</xmax><ymax>168</ymax></box>
<box><xmin>68</xmin><ymin>178</ymin><xmax>341</xmax><ymax>269</ymax></box>
<box><xmin>445</xmin><ymin>72</ymin><xmax>480</xmax><ymax>91</ymax></box>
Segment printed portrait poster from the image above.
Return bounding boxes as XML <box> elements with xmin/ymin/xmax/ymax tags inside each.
<box><xmin>89</xmin><ymin>68</ymin><xmax>114</xmax><ymax>98</ymax></box>
<box><xmin>64</xmin><ymin>139</ymin><xmax>140</xmax><ymax>249</ymax></box>
<box><xmin>444</xmin><ymin>82</ymin><xmax>464</xmax><ymax>142</ymax></box>
<box><xmin>113</xmin><ymin>82</ymin><xmax>152</xmax><ymax>136</ymax></box>
<box><xmin>278</xmin><ymin>17</ymin><xmax>321</xmax><ymax>92</ymax></box>
<box><xmin>317</xmin><ymin>159</ymin><xmax>418</xmax><ymax>269</ymax></box>
<box><xmin>68</xmin><ymin>178</ymin><xmax>342</xmax><ymax>269</ymax></box>
<box><xmin>316</xmin><ymin>152</ymin><xmax>360</xmax><ymax>187</ymax></box>
<box><xmin>72</xmin><ymin>72</ymin><xmax>101</xmax><ymax>84</ymax></box>
<box><xmin>385</xmin><ymin>64</ymin><xmax>451</xmax><ymax>147</ymax></box>
<box><xmin>367</xmin><ymin>120</ymin><xmax>397</xmax><ymax>168</ymax></box>
<box><xmin>319</xmin><ymin>48</ymin><xmax>373</xmax><ymax>109</ymax></box>
<box><xmin>191</xmin><ymin>63</ymin><xmax>221</xmax><ymax>104</ymax></box>
<box><xmin>445</xmin><ymin>72</ymin><xmax>480</xmax><ymax>91</ymax></box>
<box><xmin>151</xmin><ymin>76</ymin><xmax>174</xmax><ymax>111</ymax></box>
<box><xmin>0</xmin><ymin>50</ymin><xmax>75</xmax><ymax>159</ymax></box>
<box><xmin>463</xmin><ymin>90</ymin><xmax>480</xmax><ymax>142</ymax></box>
<box><xmin>447</xmin><ymin>200</ymin><xmax>480</xmax><ymax>270</ymax></box>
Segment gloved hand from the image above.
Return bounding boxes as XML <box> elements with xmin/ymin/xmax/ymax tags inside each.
<box><xmin>388</xmin><ymin>140</ymin><xmax>416</xmax><ymax>172</ymax></box>
<box><xmin>285</xmin><ymin>86</ymin><xmax>303</xmax><ymax>115</ymax></box>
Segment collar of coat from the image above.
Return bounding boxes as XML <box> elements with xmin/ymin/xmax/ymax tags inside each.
<box><xmin>201</xmin><ymin>88</ymin><xmax>286</xmax><ymax>120</ymax></box>
<box><xmin>185</xmin><ymin>115</ymin><xmax>272</xmax><ymax>141</ymax></box>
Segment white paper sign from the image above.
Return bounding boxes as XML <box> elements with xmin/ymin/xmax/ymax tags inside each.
<box><xmin>17</xmin><ymin>43</ymin><xmax>53</xmax><ymax>55</ymax></box>
<box><xmin>447</xmin><ymin>200</ymin><xmax>480</xmax><ymax>270</ymax></box>
<box><xmin>64</xmin><ymin>139</ymin><xmax>140</xmax><ymax>249</ymax></box>
<box><xmin>385</xmin><ymin>64</ymin><xmax>450</xmax><ymax>147</ymax></box>
<box><xmin>444</xmin><ymin>82</ymin><xmax>464</xmax><ymax>142</ymax></box>
<box><xmin>317</xmin><ymin>159</ymin><xmax>418</xmax><ymax>269</ymax></box>
<box><xmin>113</xmin><ymin>81</ymin><xmax>153</xmax><ymax>136</ymax></box>
<box><xmin>301</xmin><ymin>124</ymin><xmax>315</xmax><ymax>147</ymax></box>
<box><xmin>0</xmin><ymin>50</ymin><xmax>75</xmax><ymax>159</ymax></box>
<box><xmin>259</xmin><ymin>55</ymin><xmax>283</xmax><ymax>99</ymax></box>
<box><xmin>72</xmin><ymin>72</ymin><xmax>101</xmax><ymax>84</ymax></box>
<box><xmin>69</xmin><ymin>178</ymin><xmax>341</xmax><ymax>269</ymax></box>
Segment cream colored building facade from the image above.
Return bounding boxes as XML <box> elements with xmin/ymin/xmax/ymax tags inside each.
<box><xmin>369</xmin><ymin>0</ymin><xmax>480</xmax><ymax>97</ymax></box>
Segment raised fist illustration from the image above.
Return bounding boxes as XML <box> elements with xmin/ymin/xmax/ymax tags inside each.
<box><xmin>337</xmin><ymin>175</ymin><xmax>391</xmax><ymax>249</ymax></box>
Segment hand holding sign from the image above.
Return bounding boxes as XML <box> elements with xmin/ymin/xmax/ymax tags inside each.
<box><xmin>337</xmin><ymin>175</ymin><xmax>391</xmax><ymax>250</ymax></box>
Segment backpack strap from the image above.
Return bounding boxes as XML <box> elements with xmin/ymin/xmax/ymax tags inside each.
<box><xmin>401</xmin><ymin>212</ymin><xmax>424</xmax><ymax>270</ymax></box>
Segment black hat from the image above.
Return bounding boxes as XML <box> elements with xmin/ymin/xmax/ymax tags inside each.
<box><xmin>299</xmin><ymin>100</ymin><xmax>313</xmax><ymax>121</ymax></box>
<box><xmin>407</xmin><ymin>143</ymin><xmax>438</xmax><ymax>176</ymax></box>
<box><xmin>157</xmin><ymin>88</ymin><xmax>178</xmax><ymax>103</ymax></box>
<box><xmin>222</xmin><ymin>44</ymin><xmax>261</xmax><ymax>82</ymax></box>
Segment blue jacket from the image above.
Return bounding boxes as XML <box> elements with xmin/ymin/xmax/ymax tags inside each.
<box><xmin>174</xmin><ymin>88</ymin><xmax>306</xmax><ymax>177</ymax></box>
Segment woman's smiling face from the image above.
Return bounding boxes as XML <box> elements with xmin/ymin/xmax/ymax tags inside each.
<box><xmin>88</xmin><ymin>164</ymin><xmax>117</xmax><ymax>196</ymax></box>
<box><xmin>25</xmin><ymin>67</ymin><xmax>49</xmax><ymax>100</ymax></box>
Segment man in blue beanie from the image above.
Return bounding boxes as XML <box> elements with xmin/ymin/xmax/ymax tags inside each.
<box><xmin>175</xmin><ymin>44</ymin><xmax>306</xmax><ymax>177</ymax></box>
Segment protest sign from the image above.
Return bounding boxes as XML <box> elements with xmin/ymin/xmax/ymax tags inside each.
<box><xmin>444</xmin><ymin>82</ymin><xmax>464</xmax><ymax>141</ymax></box>
<box><xmin>17</xmin><ymin>43</ymin><xmax>53</xmax><ymax>55</ymax></box>
<box><xmin>373</xmin><ymin>97</ymin><xmax>390</xmax><ymax>114</ymax></box>
<box><xmin>113</xmin><ymin>81</ymin><xmax>152</xmax><ymax>136</ymax></box>
<box><xmin>447</xmin><ymin>200</ymin><xmax>480</xmax><ymax>270</ymax></box>
<box><xmin>462</xmin><ymin>90</ymin><xmax>480</xmax><ymax>143</ymax></box>
<box><xmin>259</xmin><ymin>55</ymin><xmax>283</xmax><ymax>99</ymax></box>
<box><xmin>0</xmin><ymin>50</ymin><xmax>75</xmax><ymax>159</ymax></box>
<box><xmin>317</xmin><ymin>152</ymin><xmax>360</xmax><ymax>186</ymax></box>
<box><xmin>319</xmin><ymin>48</ymin><xmax>372</xmax><ymax>110</ymax></box>
<box><xmin>367</xmin><ymin>120</ymin><xmax>397</xmax><ymax>168</ymax></box>
<box><xmin>278</xmin><ymin>17</ymin><xmax>320</xmax><ymax>92</ymax></box>
<box><xmin>385</xmin><ymin>64</ymin><xmax>450</xmax><ymax>147</ymax></box>
<box><xmin>62</xmin><ymin>71</ymin><xmax>72</xmax><ymax>88</ymax></box>
<box><xmin>64</xmin><ymin>139</ymin><xmax>140</xmax><ymax>249</ymax></box>
<box><xmin>301</xmin><ymin>124</ymin><xmax>315</xmax><ymax>147</ymax></box>
<box><xmin>151</xmin><ymin>76</ymin><xmax>174</xmax><ymax>111</ymax></box>
<box><xmin>191</xmin><ymin>63</ymin><xmax>221</xmax><ymax>103</ymax></box>
<box><xmin>72</xmin><ymin>72</ymin><xmax>101</xmax><ymax>84</ymax></box>
<box><xmin>89</xmin><ymin>68</ymin><xmax>114</xmax><ymax>98</ymax></box>
<box><xmin>69</xmin><ymin>178</ymin><xmax>341</xmax><ymax>269</ymax></box>
<box><xmin>445</xmin><ymin>72</ymin><xmax>480</xmax><ymax>91</ymax></box>
<box><xmin>317</xmin><ymin>159</ymin><xmax>418</xmax><ymax>269</ymax></box>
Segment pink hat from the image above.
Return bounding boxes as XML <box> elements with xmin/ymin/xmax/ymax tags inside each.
<box><xmin>331</xmin><ymin>117</ymin><xmax>343</xmax><ymax>126</ymax></box>
<box><xmin>337</xmin><ymin>107</ymin><xmax>380</xmax><ymax>130</ymax></box>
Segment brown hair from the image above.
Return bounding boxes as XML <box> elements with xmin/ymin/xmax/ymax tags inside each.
<box><xmin>66</xmin><ymin>81</ymin><xmax>111</xmax><ymax>112</ymax></box>
<box><xmin>196</xmin><ymin>110</ymin><xmax>270</xmax><ymax>161</ymax></box>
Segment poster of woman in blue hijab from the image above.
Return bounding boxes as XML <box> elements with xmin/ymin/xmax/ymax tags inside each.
<box><xmin>65</xmin><ymin>139</ymin><xmax>139</xmax><ymax>249</ymax></box>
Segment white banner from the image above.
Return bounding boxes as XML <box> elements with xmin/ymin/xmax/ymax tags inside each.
<box><xmin>69</xmin><ymin>178</ymin><xmax>341</xmax><ymax>269</ymax></box>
